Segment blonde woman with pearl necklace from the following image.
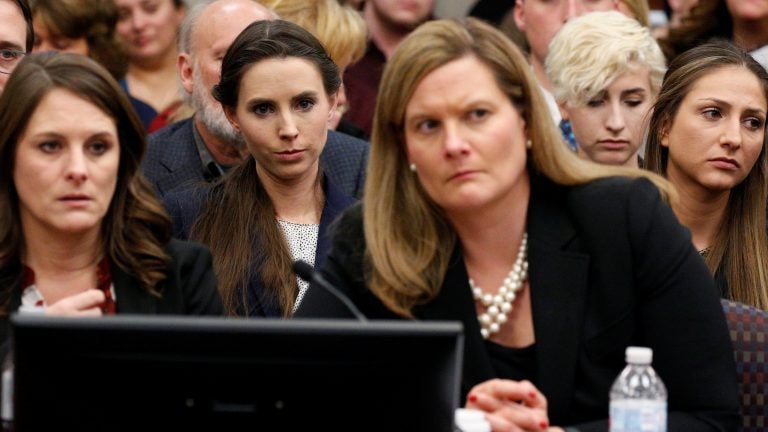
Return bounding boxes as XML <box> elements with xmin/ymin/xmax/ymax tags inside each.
<box><xmin>296</xmin><ymin>18</ymin><xmax>738</xmax><ymax>432</ymax></box>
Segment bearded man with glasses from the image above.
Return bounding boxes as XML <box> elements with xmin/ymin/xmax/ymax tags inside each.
<box><xmin>0</xmin><ymin>0</ymin><xmax>32</xmax><ymax>94</ymax></box>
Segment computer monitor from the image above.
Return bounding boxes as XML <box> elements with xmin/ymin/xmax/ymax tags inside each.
<box><xmin>11</xmin><ymin>315</ymin><xmax>463</xmax><ymax>431</ymax></box>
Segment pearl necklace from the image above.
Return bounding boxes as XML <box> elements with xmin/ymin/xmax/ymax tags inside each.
<box><xmin>469</xmin><ymin>233</ymin><xmax>529</xmax><ymax>339</ymax></box>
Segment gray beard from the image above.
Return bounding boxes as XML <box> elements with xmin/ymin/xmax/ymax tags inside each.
<box><xmin>190</xmin><ymin>68</ymin><xmax>245</xmax><ymax>151</ymax></box>
<box><xmin>195</xmin><ymin>98</ymin><xmax>245</xmax><ymax>151</ymax></box>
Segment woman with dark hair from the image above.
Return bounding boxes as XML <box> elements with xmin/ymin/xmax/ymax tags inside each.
<box><xmin>31</xmin><ymin>0</ymin><xmax>127</xmax><ymax>79</ymax></box>
<box><xmin>296</xmin><ymin>18</ymin><xmax>738</xmax><ymax>431</ymax></box>
<box><xmin>164</xmin><ymin>19</ymin><xmax>356</xmax><ymax>317</ymax></box>
<box><xmin>0</xmin><ymin>53</ymin><xmax>223</xmax><ymax>344</ymax></box>
<box><xmin>645</xmin><ymin>40</ymin><xmax>768</xmax><ymax>310</ymax></box>
<box><xmin>662</xmin><ymin>0</ymin><xmax>768</xmax><ymax>68</ymax></box>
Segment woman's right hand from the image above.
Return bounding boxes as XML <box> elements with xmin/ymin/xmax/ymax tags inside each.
<box><xmin>466</xmin><ymin>379</ymin><xmax>553</xmax><ymax>432</ymax></box>
<box><xmin>45</xmin><ymin>289</ymin><xmax>105</xmax><ymax>316</ymax></box>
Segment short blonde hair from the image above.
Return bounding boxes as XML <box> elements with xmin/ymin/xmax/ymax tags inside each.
<box><xmin>546</xmin><ymin>11</ymin><xmax>665</xmax><ymax>107</ymax></box>
<box><xmin>259</xmin><ymin>0</ymin><xmax>367</xmax><ymax>69</ymax></box>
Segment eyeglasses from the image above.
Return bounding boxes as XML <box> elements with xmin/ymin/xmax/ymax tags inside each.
<box><xmin>0</xmin><ymin>49</ymin><xmax>27</xmax><ymax>75</ymax></box>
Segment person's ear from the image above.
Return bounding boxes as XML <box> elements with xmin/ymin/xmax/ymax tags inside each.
<box><xmin>513</xmin><ymin>0</ymin><xmax>527</xmax><ymax>33</ymax></box>
<box><xmin>659</xmin><ymin>117</ymin><xmax>670</xmax><ymax>148</ymax></box>
<box><xmin>223</xmin><ymin>105</ymin><xmax>240</xmax><ymax>133</ymax></box>
<box><xmin>328</xmin><ymin>92</ymin><xmax>338</xmax><ymax>121</ymax></box>
<box><xmin>179</xmin><ymin>53</ymin><xmax>194</xmax><ymax>96</ymax></box>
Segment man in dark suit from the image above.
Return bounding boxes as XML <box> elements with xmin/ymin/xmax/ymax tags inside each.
<box><xmin>141</xmin><ymin>0</ymin><xmax>369</xmax><ymax>198</ymax></box>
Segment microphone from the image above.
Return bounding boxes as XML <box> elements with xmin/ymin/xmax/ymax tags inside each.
<box><xmin>292</xmin><ymin>260</ymin><xmax>367</xmax><ymax>321</ymax></box>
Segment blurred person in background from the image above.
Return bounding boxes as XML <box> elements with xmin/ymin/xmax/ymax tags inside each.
<box><xmin>0</xmin><ymin>0</ymin><xmax>33</xmax><ymax>94</ymax></box>
<box><xmin>115</xmin><ymin>0</ymin><xmax>186</xmax><ymax>131</ymax></box>
<box><xmin>662</xmin><ymin>0</ymin><xmax>768</xmax><ymax>69</ymax></box>
<box><xmin>343</xmin><ymin>0</ymin><xmax>434</xmax><ymax>137</ymax></box>
<box><xmin>31</xmin><ymin>0</ymin><xmax>127</xmax><ymax>79</ymax></box>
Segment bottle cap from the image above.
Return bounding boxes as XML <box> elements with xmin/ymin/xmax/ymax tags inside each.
<box><xmin>455</xmin><ymin>408</ymin><xmax>491</xmax><ymax>432</ymax></box>
<box><xmin>625</xmin><ymin>346</ymin><xmax>652</xmax><ymax>364</ymax></box>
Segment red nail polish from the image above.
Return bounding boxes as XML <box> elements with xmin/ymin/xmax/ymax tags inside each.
<box><xmin>529</xmin><ymin>391</ymin><xmax>537</xmax><ymax>399</ymax></box>
<box><xmin>468</xmin><ymin>394</ymin><xmax>478</xmax><ymax>402</ymax></box>
<box><xmin>539</xmin><ymin>420</ymin><xmax>549</xmax><ymax>429</ymax></box>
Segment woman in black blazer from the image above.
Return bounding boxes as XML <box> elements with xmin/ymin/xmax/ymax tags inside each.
<box><xmin>164</xmin><ymin>20</ymin><xmax>356</xmax><ymax>318</ymax></box>
<box><xmin>645</xmin><ymin>40</ymin><xmax>768</xmax><ymax>311</ymax></box>
<box><xmin>0</xmin><ymin>53</ymin><xmax>223</xmax><ymax>338</ymax></box>
<box><xmin>295</xmin><ymin>19</ymin><xmax>739</xmax><ymax>432</ymax></box>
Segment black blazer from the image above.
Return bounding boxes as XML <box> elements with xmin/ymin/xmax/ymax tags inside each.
<box><xmin>142</xmin><ymin>118</ymin><xmax>370</xmax><ymax>198</ymax></box>
<box><xmin>295</xmin><ymin>175</ymin><xmax>740</xmax><ymax>431</ymax></box>
<box><xmin>0</xmin><ymin>239</ymin><xmax>224</xmax><ymax>348</ymax></box>
<box><xmin>164</xmin><ymin>177</ymin><xmax>357</xmax><ymax>317</ymax></box>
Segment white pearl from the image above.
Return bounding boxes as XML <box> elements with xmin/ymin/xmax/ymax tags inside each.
<box><xmin>472</xmin><ymin>232</ymin><xmax>529</xmax><ymax>339</ymax></box>
<box><xmin>482</xmin><ymin>293</ymin><xmax>493</xmax><ymax>306</ymax></box>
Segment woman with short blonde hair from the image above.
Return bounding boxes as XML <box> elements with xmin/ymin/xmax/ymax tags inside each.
<box><xmin>547</xmin><ymin>11</ymin><xmax>665</xmax><ymax>167</ymax></box>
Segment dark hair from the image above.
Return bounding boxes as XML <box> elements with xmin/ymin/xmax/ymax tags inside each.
<box><xmin>195</xmin><ymin>19</ymin><xmax>340</xmax><ymax>316</ymax></box>
<box><xmin>0</xmin><ymin>52</ymin><xmax>171</xmax><ymax>313</ymax></box>
<box><xmin>213</xmin><ymin>19</ymin><xmax>341</xmax><ymax>109</ymax></box>
<box><xmin>16</xmin><ymin>0</ymin><xmax>34</xmax><ymax>52</ymax></box>
<box><xmin>645</xmin><ymin>40</ymin><xmax>768</xmax><ymax>309</ymax></box>
<box><xmin>31</xmin><ymin>0</ymin><xmax>128</xmax><ymax>78</ymax></box>
<box><xmin>660</xmin><ymin>0</ymin><xmax>731</xmax><ymax>62</ymax></box>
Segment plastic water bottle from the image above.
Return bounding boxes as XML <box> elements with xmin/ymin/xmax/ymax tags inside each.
<box><xmin>609</xmin><ymin>346</ymin><xmax>667</xmax><ymax>432</ymax></box>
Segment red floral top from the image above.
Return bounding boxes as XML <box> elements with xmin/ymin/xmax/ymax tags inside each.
<box><xmin>20</xmin><ymin>258</ymin><xmax>117</xmax><ymax>314</ymax></box>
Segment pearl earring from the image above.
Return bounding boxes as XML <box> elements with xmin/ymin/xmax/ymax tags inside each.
<box><xmin>409</xmin><ymin>163</ymin><xmax>417</xmax><ymax>173</ymax></box>
<box><xmin>526</xmin><ymin>139</ymin><xmax>532</xmax><ymax>149</ymax></box>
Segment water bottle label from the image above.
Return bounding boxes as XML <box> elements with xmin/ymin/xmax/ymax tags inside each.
<box><xmin>609</xmin><ymin>399</ymin><xmax>666</xmax><ymax>432</ymax></box>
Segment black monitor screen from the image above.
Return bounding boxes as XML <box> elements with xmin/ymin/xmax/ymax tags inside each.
<box><xmin>11</xmin><ymin>315</ymin><xmax>463</xmax><ymax>431</ymax></box>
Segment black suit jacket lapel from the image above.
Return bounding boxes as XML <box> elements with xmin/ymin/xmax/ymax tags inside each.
<box><xmin>417</xmin><ymin>247</ymin><xmax>496</xmax><ymax>398</ymax></box>
<box><xmin>527</xmin><ymin>176</ymin><xmax>590</xmax><ymax>419</ymax></box>
<box><xmin>113</xmin><ymin>264</ymin><xmax>158</xmax><ymax>314</ymax></box>
<box><xmin>316</xmin><ymin>176</ymin><xmax>357</xmax><ymax>270</ymax></box>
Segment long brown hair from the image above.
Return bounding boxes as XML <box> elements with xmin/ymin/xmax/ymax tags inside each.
<box><xmin>366</xmin><ymin>18</ymin><xmax>674</xmax><ymax>317</ymax></box>
<box><xmin>191</xmin><ymin>20</ymin><xmax>340</xmax><ymax>316</ymax></box>
<box><xmin>659</xmin><ymin>0</ymin><xmax>730</xmax><ymax>62</ymax></box>
<box><xmin>0</xmin><ymin>53</ymin><xmax>171</xmax><ymax>313</ymax></box>
<box><xmin>645</xmin><ymin>40</ymin><xmax>768</xmax><ymax>309</ymax></box>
